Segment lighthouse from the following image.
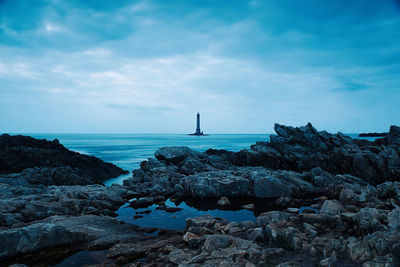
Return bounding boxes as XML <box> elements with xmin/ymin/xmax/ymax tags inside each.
<box><xmin>190</xmin><ymin>112</ymin><xmax>205</xmax><ymax>135</ymax></box>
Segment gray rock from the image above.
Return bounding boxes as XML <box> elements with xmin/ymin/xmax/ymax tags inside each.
<box><xmin>0</xmin><ymin>215</ymin><xmax>145</xmax><ymax>261</ymax></box>
<box><xmin>183</xmin><ymin>170</ymin><xmax>251</xmax><ymax>198</ymax></box>
<box><xmin>252</xmin><ymin>174</ymin><xmax>290</xmax><ymax>198</ymax></box>
<box><xmin>155</xmin><ymin>146</ymin><xmax>193</xmax><ymax>164</ymax></box>
<box><xmin>217</xmin><ymin>196</ymin><xmax>231</xmax><ymax>206</ymax></box>
<box><xmin>320</xmin><ymin>200</ymin><xmax>344</xmax><ymax>216</ymax></box>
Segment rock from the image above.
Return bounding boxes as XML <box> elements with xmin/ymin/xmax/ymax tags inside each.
<box><xmin>320</xmin><ymin>200</ymin><xmax>344</xmax><ymax>216</ymax></box>
<box><xmin>183</xmin><ymin>232</ymin><xmax>200</xmax><ymax>242</ymax></box>
<box><xmin>363</xmin><ymin>257</ymin><xmax>397</xmax><ymax>267</ymax></box>
<box><xmin>387</xmin><ymin>208</ymin><xmax>400</xmax><ymax>232</ymax></box>
<box><xmin>247</xmin><ymin>227</ymin><xmax>264</xmax><ymax>242</ymax></box>
<box><xmin>339</xmin><ymin>188</ymin><xmax>356</xmax><ymax>203</ymax></box>
<box><xmin>204</xmin><ymin>123</ymin><xmax>400</xmax><ymax>185</ymax></box>
<box><xmin>154</xmin><ymin>146</ymin><xmax>194</xmax><ymax>164</ymax></box>
<box><xmin>170</xmin><ymin>184</ymin><xmax>186</xmax><ymax>198</ymax></box>
<box><xmin>217</xmin><ymin>196</ymin><xmax>231</xmax><ymax>206</ymax></box>
<box><xmin>0</xmin><ymin>134</ymin><xmax>125</xmax><ymax>183</ymax></box>
<box><xmin>287</xmin><ymin>208</ymin><xmax>299</xmax><ymax>213</ymax></box>
<box><xmin>353</xmin><ymin>208</ymin><xmax>387</xmax><ymax>232</ymax></box>
<box><xmin>256</xmin><ymin>211</ymin><xmax>291</xmax><ymax>228</ymax></box>
<box><xmin>130</xmin><ymin>196</ymin><xmax>165</xmax><ymax>208</ymax></box>
<box><xmin>251</xmin><ymin>173</ymin><xmax>290</xmax><ymax>198</ymax></box>
<box><xmin>186</xmin><ymin>215</ymin><xmax>228</xmax><ymax>230</ymax></box>
<box><xmin>299</xmin><ymin>207</ymin><xmax>318</xmax><ymax>214</ymax></box>
<box><xmin>155</xmin><ymin>206</ymin><xmax>183</xmax><ymax>213</ymax></box>
<box><xmin>387</xmin><ymin>125</ymin><xmax>400</xmax><ymax>146</ymax></box>
<box><xmin>183</xmin><ymin>170</ymin><xmax>251</xmax><ymax>198</ymax></box>
<box><xmin>0</xmin><ymin>215</ymin><xmax>145</xmax><ymax>261</ymax></box>
<box><xmin>242</xmin><ymin>204</ymin><xmax>254</xmax><ymax>210</ymax></box>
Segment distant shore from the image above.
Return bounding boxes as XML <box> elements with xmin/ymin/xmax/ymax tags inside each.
<box><xmin>358</xmin><ymin>132</ymin><xmax>388</xmax><ymax>137</ymax></box>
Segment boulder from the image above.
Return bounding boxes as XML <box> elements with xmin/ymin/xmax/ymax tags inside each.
<box><xmin>183</xmin><ymin>170</ymin><xmax>251</xmax><ymax>198</ymax></box>
<box><xmin>154</xmin><ymin>146</ymin><xmax>194</xmax><ymax>164</ymax></box>
<box><xmin>320</xmin><ymin>200</ymin><xmax>345</xmax><ymax>216</ymax></box>
<box><xmin>217</xmin><ymin>196</ymin><xmax>231</xmax><ymax>206</ymax></box>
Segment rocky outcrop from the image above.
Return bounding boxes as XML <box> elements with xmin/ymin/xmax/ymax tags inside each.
<box><xmin>0</xmin><ymin>135</ymin><xmax>140</xmax><ymax>265</ymax></box>
<box><xmin>0</xmin><ymin>215</ymin><xmax>146</xmax><ymax>262</ymax></box>
<box><xmin>216</xmin><ymin>123</ymin><xmax>400</xmax><ymax>185</ymax></box>
<box><xmin>0</xmin><ymin>134</ymin><xmax>126</xmax><ymax>183</ymax></box>
<box><xmin>110</xmin><ymin>123</ymin><xmax>400</xmax><ymax>266</ymax></box>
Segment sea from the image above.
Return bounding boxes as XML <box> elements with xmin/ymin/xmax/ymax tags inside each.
<box><xmin>18</xmin><ymin>133</ymin><xmax>372</xmax><ymax>266</ymax></box>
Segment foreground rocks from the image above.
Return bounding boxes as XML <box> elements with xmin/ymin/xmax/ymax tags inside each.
<box><xmin>114</xmin><ymin>123</ymin><xmax>400</xmax><ymax>266</ymax></box>
<box><xmin>0</xmin><ymin>134</ymin><xmax>140</xmax><ymax>265</ymax></box>
<box><xmin>2</xmin><ymin>124</ymin><xmax>400</xmax><ymax>266</ymax></box>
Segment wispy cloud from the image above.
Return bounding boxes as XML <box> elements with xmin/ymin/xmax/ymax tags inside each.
<box><xmin>0</xmin><ymin>0</ymin><xmax>399</xmax><ymax>133</ymax></box>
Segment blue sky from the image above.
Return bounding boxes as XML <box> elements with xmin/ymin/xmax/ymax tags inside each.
<box><xmin>0</xmin><ymin>0</ymin><xmax>399</xmax><ymax>133</ymax></box>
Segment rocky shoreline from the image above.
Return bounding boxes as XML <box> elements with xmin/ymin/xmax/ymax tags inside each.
<box><xmin>1</xmin><ymin>123</ymin><xmax>400</xmax><ymax>266</ymax></box>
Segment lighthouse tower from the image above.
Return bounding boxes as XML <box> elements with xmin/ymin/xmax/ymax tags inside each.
<box><xmin>195</xmin><ymin>112</ymin><xmax>201</xmax><ymax>135</ymax></box>
<box><xmin>190</xmin><ymin>112</ymin><xmax>205</xmax><ymax>135</ymax></box>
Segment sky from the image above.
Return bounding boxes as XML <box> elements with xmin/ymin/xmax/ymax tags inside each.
<box><xmin>0</xmin><ymin>0</ymin><xmax>399</xmax><ymax>134</ymax></box>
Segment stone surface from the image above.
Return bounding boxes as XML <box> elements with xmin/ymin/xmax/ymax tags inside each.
<box><xmin>0</xmin><ymin>134</ymin><xmax>126</xmax><ymax>183</ymax></box>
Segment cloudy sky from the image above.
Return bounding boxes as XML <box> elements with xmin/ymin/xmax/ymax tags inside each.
<box><xmin>0</xmin><ymin>0</ymin><xmax>399</xmax><ymax>133</ymax></box>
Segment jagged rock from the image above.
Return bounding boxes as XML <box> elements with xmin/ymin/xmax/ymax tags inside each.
<box><xmin>320</xmin><ymin>200</ymin><xmax>344</xmax><ymax>216</ymax></box>
<box><xmin>183</xmin><ymin>170</ymin><xmax>251</xmax><ymax>198</ymax></box>
<box><xmin>0</xmin><ymin>215</ymin><xmax>145</xmax><ymax>262</ymax></box>
<box><xmin>183</xmin><ymin>232</ymin><xmax>200</xmax><ymax>242</ymax></box>
<box><xmin>353</xmin><ymin>208</ymin><xmax>387</xmax><ymax>232</ymax></box>
<box><xmin>186</xmin><ymin>215</ymin><xmax>228</xmax><ymax>229</ymax></box>
<box><xmin>242</xmin><ymin>204</ymin><xmax>255</xmax><ymax>210</ymax></box>
<box><xmin>155</xmin><ymin>146</ymin><xmax>194</xmax><ymax>164</ymax></box>
<box><xmin>252</xmin><ymin>174</ymin><xmax>290</xmax><ymax>198</ymax></box>
<box><xmin>203</xmin><ymin>123</ymin><xmax>400</xmax><ymax>185</ymax></box>
<box><xmin>0</xmin><ymin>134</ymin><xmax>125</xmax><ymax>182</ymax></box>
<box><xmin>217</xmin><ymin>196</ymin><xmax>231</xmax><ymax>206</ymax></box>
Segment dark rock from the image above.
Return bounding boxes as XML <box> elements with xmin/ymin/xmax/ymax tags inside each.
<box><xmin>217</xmin><ymin>196</ymin><xmax>231</xmax><ymax>206</ymax></box>
<box><xmin>0</xmin><ymin>134</ymin><xmax>125</xmax><ymax>183</ymax></box>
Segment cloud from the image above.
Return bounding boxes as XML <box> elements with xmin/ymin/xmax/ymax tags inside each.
<box><xmin>0</xmin><ymin>0</ymin><xmax>399</xmax><ymax>133</ymax></box>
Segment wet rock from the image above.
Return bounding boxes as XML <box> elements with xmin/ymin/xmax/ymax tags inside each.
<box><xmin>156</xmin><ymin>206</ymin><xmax>183</xmax><ymax>213</ymax></box>
<box><xmin>299</xmin><ymin>207</ymin><xmax>318</xmax><ymax>214</ymax></box>
<box><xmin>0</xmin><ymin>215</ymin><xmax>145</xmax><ymax>262</ymax></box>
<box><xmin>242</xmin><ymin>203</ymin><xmax>254</xmax><ymax>210</ymax></box>
<box><xmin>130</xmin><ymin>196</ymin><xmax>165</xmax><ymax>208</ymax></box>
<box><xmin>217</xmin><ymin>196</ymin><xmax>231</xmax><ymax>206</ymax></box>
<box><xmin>186</xmin><ymin>215</ymin><xmax>228</xmax><ymax>230</ymax></box>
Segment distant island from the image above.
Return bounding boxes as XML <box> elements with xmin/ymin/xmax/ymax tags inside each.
<box><xmin>358</xmin><ymin>132</ymin><xmax>388</xmax><ymax>137</ymax></box>
<box><xmin>189</xmin><ymin>112</ymin><xmax>206</xmax><ymax>136</ymax></box>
